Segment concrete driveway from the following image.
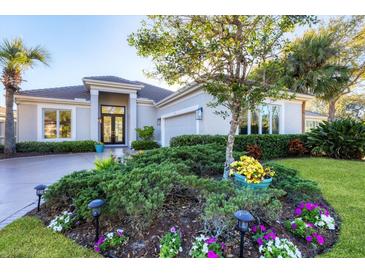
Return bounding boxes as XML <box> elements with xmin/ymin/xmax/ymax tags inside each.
<box><xmin>0</xmin><ymin>148</ymin><xmax>126</xmax><ymax>229</ymax></box>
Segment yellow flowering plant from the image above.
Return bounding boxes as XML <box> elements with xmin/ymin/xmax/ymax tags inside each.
<box><xmin>229</xmin><ymin>155</ymin><xmax>275</xmax><ymax>184</ymax></box>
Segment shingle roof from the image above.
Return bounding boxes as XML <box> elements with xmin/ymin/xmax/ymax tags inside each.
<box><xmin>18</xmin><ymin>76</ymin><xmax>174</xmax><ymax>103</ymax></box>
<box><xmin>305</xmin><ymin>111</ymin><xmax>327</xmax><ymax>118</ymax></box>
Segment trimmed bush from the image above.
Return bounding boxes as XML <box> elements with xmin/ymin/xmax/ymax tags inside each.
<box><xmin>0</xmin><ymin>140</ymin><xmax>97</xmax><ymax>154</ymax></box>
<box><xmin>170</xmin><ymin>134</ymin><xmax>308</xmax><ymax>159</ymax></box>
<box><xmin>307</xmin><ymin>118</ymin><xmax>365</xmax><ymax>159</ymax></box>
<box><xmin>131</xmin><ymin>140</ymin><xmax>160</xmax><ymax>150</ymax></box>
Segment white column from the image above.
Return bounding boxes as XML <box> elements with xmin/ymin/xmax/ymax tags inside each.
<box><xmin>90</xmin><ymin>89</ymin><xmax>99</xmax><ymax>141</ymax></box>
<box><xmin>129</xmin><ymin>92</ymin><xmax>137</xmax><ymax>146</ymax></box>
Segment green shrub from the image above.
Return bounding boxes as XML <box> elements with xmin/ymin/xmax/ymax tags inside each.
<box><xmin>0</xmin><ymin>140</ymin><xmax>97</xmax><ymax>154</ymax></box>
<box><xmin>131</xmin><ymin>140</ymin><xmax>160</xmax><ymax>150</ymax></box>
<box><xmin>307</xmin><ymin>119</ymin><xmax>365</xmax><ymax>159</ymax></box>
<box><xmin>94</xmin><ymin>155</ymin><xmax>119</xmax><ymax>171</ymax></box>
<box><xmin>269</xmin><ymin>163</ymin><xmax>321</xmax><ymax>202</ymax></box>
<box><xmin>135</xmin><ymin>126</ymin><xmax>155</xmax><ymax>141</ymax></box>
<box><xmin>170</xmin><ymin>134</ymin><xmax>308</xmax><ymax>159</ymax></box>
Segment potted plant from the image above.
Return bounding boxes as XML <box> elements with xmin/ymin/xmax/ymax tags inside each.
<box><xmin>95</xmin><ymin>142</ymin><xmax>105</xmax><ymax>153</ymax></box>
<box><xmin>229</xmin><ymin>155</ymin><xmax>275</xmax><ymax>189</ymax></box>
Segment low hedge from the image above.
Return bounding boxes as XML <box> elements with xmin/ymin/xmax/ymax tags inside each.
<box><xmin>0</xmin><ymin>140</ymin><xmax>97</xmax><ymax>154</ymax></box>
<box><xmin>170</xmin><ymin>134</ymin><xmax>308</xmax><ymax>159</ymax></box>
<box><xmin>131</xmin><ymin>140</ymin><xmax>160</xmax><ymax>150</ymax></box>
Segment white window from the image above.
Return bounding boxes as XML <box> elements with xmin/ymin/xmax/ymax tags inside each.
<box><xmin>239</xmin><ymin>104</ymin><xmax>281</xmax><ymax>135</ymax></box>
<box><xmin>305</xmin><ymin>120</ymin><xmax>320</xmax><ymax>132</ymax></box>
<box><xmin>43</xmin><ymin>109</ymin><xmax>72</xmax><ymax>139</ymax></box>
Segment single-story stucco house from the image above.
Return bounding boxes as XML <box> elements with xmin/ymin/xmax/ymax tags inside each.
<box><xmin>14</xmin><ymin>75</ymin><xmax>314</xmax><ymax>147</ymax></box>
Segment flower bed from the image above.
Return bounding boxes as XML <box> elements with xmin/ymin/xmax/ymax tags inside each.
<box><xmin>27</xmin><ymin>145</ymin><xmax>340</xmax><ymax>258</ymax></box>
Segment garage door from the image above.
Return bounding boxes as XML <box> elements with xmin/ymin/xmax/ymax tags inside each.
<box><xmin>164</xmin><ymin>112</ymin><xmax>196</xmax><ymax>146</ymax></box>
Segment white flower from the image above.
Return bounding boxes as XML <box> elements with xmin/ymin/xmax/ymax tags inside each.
<box><xmin>179</xmin><ymin>247</ymin><xmax>183</xmax><ymax>252</ymax></box>
<box><xmin>106</xmin><ymin>232</ymin><xmax>114</xmax><ymax>239</ymax></box>
<box><xmin>202</xmin><ymin>243</ymin><xmax>209</xmax><ymax>254</ymax></box>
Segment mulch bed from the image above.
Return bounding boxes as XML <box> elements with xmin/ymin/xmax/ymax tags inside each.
<box><xmin>28</xmin><ymin>188</ymin><xmax>340</xmax><ymax>258</ymax></box>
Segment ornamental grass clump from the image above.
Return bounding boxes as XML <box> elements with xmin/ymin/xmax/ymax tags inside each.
<box><xmin>159</xmin><ymin>226</ymin><xmax>183</xmax><ymax>258</ymax></box>
<box><xmin>189</xmin><ymin>235</ymin><xmax>225</xmax><ymax>258</ymax></box>
<box><xmin>94</xmin><ymin>229</ymin><xmax>128</xmax><ymax>253</ymax></box>
<box><xmin>48</xmin><ymin>211</ymin><xmax>74</xmax><ymax>232</ymax></box>
<box><xmin>230</xmin><ymin>156</ymin><xmax>275</xmax><ymax>183</ymax></box>
<box><xmin>251</xmin><ymin>225</ymin><xmax>302</xmax><ymax>258</ymax></box>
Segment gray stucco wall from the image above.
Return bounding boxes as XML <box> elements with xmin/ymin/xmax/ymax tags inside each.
<box><xmin>137</xmin><ymin>104</ymin><xmax>157</xmax><ymax>140</ymax></box>
<box><xmin>284</xmin><ymin>102</ymin><xmax>302</xmax><ymax>134</ymax></box>
<box><xmin>17</xmin><ymin>104</ymin><xmax>37</xmax><ymax>142</ymax></box>
<box><xmin>157</xmin><ymin>90</ymin><xmax>231</xmax><ymax>137</ymax></box>
<box><xmin>76</xmin><ymin>107</ymin><xmax>91</xmax><ymax>140</ymax></box>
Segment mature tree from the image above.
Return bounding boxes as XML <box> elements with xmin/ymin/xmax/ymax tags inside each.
<box><xmin>0</xmin><ymin>38</ymin><xmax>49</xmax><ymax>154</ymax></box>
<box><xmin>128</xmin><ymin>15</ymin><xmax>316</xmax><ymax>178</ymax></box>
<box><xmin>282</xmin><ymin>16</ymin><xmax>365</xmax><ymax>121</ymax></box>
<box><xmin>336</xmin><ymin>93</ymin><xmax>365</xmax><ymax>121</ymax></box>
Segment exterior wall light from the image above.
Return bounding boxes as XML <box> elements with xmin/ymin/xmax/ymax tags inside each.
<box><xmin>234</xmin><ymin>209</ymin><xmax>255</xmax><ymax>258</ymax></box>
<box><xmin>88</xmin><ymin>199</ymin><xmax>105</xmax><ymax>242</ymax></box>
<box><xmin>195</xmin><ymin>107</ymin><xmax>203</xmax><ymax>120</ymax></box>
<box><xmin>34</xmin><ymin>184</ymin><xmax>47</xmax><ymax>212</ymax></box>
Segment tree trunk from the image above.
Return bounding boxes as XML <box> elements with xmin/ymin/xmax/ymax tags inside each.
<box><xmin>4</xmin><ymin>87</ymin><xmax>16</xmax><ymax>155</ymax></box>
<box><xmin>328</xmin><ymin>98</ymin><xmax>338</xmax><ymax>122</ymax></box>
<box><xmin>223</xmin><ymin>107</ymin><xmax>240</xmax><ymax>179</ymax></box>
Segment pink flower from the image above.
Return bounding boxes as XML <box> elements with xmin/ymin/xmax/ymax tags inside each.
<box><xmin>170</xmin><ymin>226</ymin><xmax>177</xmax><ymax>233</ymax></box>
<box><xmin>294</xmin><ymin>208</ymin><xmax>302</xmax><ymax>216</ymax></box>
<box><xmin>207</xmin><ymin>250</ymin><xmax>219</xmax><ymax>258</ymax></box>
<box><xmin>260</xmin><ymin>225</ymin><xmax>266</xmax><ymax>232</ymax></box>
<box><xmin>117</xmin><ymin>229</ymin><xmax>124</xmax><ymax>237</ymax></box>
<box><xmin>251</xmin><ymin>226</ymin><xmax>257</xmax><ymax>233</ymax></box>
<box><xmin>221</xmin><ymin>242</ymin><xmax>226</xmax><ymax>250</ymax></box>
<box><xmin>305</xmin><ymin>236</ymin><xmax>313</xmax><ymax>242</ymax></box>
<box><xmin>94</xmin><ymin>246</ymin><xmax>101</xmax><ymax>253</ymax></box>
<box><xmin>306</xmin><ymin>223</ymin><xmax>314</xmax><ymax>228</ymax></box>
<box><xmin>205</xmin><ymin>237</ymin><xmax>217</xmax><ymax>245</ymax></box>
<box><xmin>291</xmin><ymin>223</ymin><xmax>298</xmax><ymax>230</ymax></box>
<box><xmin>315</xmin><ymin>234</ymin><xmax>325</xmax><ymax>246</ymax></box>
<box><xmin>257</xmin><ymin>238</ymin><xmax>264</xmax><ymax>246</ymax></box>
<box><xmin>298</xmin><ymin>202</ymin><xmax>305</xmax><ymax>209</ymax></box>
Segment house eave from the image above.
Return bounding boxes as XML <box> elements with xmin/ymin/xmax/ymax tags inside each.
<box><xmin>14</xmin><ymin>95</ymin><xmax>91</xmax><ymax>106</ymax></box>
<box><xmin>83</xmin><ymin>78</ymin><xmax>144</xmax><ymax>91</ymax></box>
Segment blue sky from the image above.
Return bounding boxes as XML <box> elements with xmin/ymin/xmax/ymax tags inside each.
<box><xmin>0</xmin><ymin>15</ymin><xmax>170</xmax><ymax>106</ymax></box>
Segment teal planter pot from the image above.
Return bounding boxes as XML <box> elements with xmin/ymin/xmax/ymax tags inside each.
<box><xmin>234</xmin><ymin>173</ymin><xmax>272</xmax><ymax>190</ymax></box>
<box><xmin>95</xmin><ymin>144</ymin><xmax>104</xmax><ymax>153</ymax></box>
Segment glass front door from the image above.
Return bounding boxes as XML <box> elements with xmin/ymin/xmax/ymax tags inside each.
<box><xmin>101</xmin><ymin>105</ymin><xmax>125</xmax><ymax>144</ymax></box>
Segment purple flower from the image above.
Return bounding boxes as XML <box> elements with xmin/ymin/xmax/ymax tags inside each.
<box><xmin>257</xmin><ymin>238</ymin><xmax>264</xmax><ymax>246</ymax></box>
<box><xmin>251</xmin><ymin>226</ymin><xmax>257</xmax><ymax>233</ymax></box>
<box><xmin>221</xmin><ymin>242</ymin><xmax>226</xmax><ymax>250</ymax></box>
<box><xmin>306</xmin><ymin>236</ymin><xmax>313</xmax><ymax>243</ymax></box>
<box><xmin>117</xmin><ymin>229</ymin><xmax>124</xmax><ymax>237</ymax></box>
<box><xmin>267</xmin><ymin>232</ymin><xmax>276</xmax><ymax>240</ymax></box>
<box><xmin>298</xmin><ymin>202</ymin><xmax>305</xmax><ymax>209</ymax></box>
<box><xmin>207</xmin><ymin>250</ymin><xmax>219</xmax><ymax>258</ymax></box>
<box><xmin>94</xmin><ymin>246</ymin><xmax>101</xmax><ymax>253</ymax></box>
<box><xmin>306</xmin><ymin>222</ymin><xmax>314</xmax><ymax>228</ymax></box>
<box><xmin>170</xmin><ymin>226</ymin><xmax>176</xmax><ymax>233</ymax></box>
<box><xmin>294</xmin><ymin>208</ymin><xmax>302</xmax><ymax>216</ymax></box>
<box><xmin>315</xmin><ymin>234</ymin><xmax>325</xmax><ymax>246</ymax></box>
<box><xmin>260</xmin><ymin>225</ymin><xmax>266</xmax><ymax>232</ymax></box>
<box><xmin>291</xmin><ymin>223</ymin><xmax>298</xmax><ymax>230</ymax></box>
<box><xmin>305</xmin><ymin>202</ymin><xmax>316</xmax><ymax>211</ymax></box>
<box><xmin>205</xmin><ymin>237</ymin><xmax>217</xmax><ymax>245</ymax></box>
<box><xmin>96</xmin><ymin>235</ymin><xmax>105</xmax><ymax>245</ymax></box>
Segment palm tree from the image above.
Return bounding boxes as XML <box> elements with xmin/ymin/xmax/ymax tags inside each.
<box><xmin>0</xmin><ymin>38</ymin><xmax>49</xmax><ymax>155</ymax></box>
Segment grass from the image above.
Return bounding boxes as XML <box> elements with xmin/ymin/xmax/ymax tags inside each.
<box><xmin>274</xmin><ymin>157</ymin><xmax>365</xmax><ymax>258</ymax></box>
<box><xmin>0</xmin><ymin>217</ymin><xmax>99</xmax><ymax>258</ymax></box>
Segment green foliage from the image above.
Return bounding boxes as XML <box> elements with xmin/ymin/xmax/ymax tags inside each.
<box><xmin>131</xmin><ymin>140</ymin><xmax>160</xmax><ymax>150</ymax></box>
<box><xmin>159</xmin><ymin>229</ymin><xmax>182</xmax><ymax>258</ymax></box>
<box><xmin>135</xmin><ymin>126</ymin><xmax>155</xmax><ymax>141</ymax></box>
<box><xmin>94</xmin><ymin>155</ymin><xmax>119</xmax><ymax>171</ymax></box>
<box><xmin>269</xmin><ymin>163</ymin><xmax>321</xmax><ymax>202</ymax></box>
<box><xmin>170</xmin><ymin>134</ymin><xmax>308</xmax><ymax>159</ymax></box>
<box><xmin>0</xmin><ymin>140</ymin><xmax>97</xmax><ymax>154</ymax></box>
<box><xmin>203</xmin><ymin>188</ymin><xmax>286</xmax><ymax>236</ymax></box>
<box><xmin>307</xmin><ymin>119</ymin><xmax>365</xmax><ymax>159</ymax></box>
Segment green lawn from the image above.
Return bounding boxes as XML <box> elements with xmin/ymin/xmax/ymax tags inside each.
<box><xmin>274</xmin><ymin>157</ymin><xmax>365</xmax><ymax>258</ymax></box>
<box><xmin>0</xmin><ymin>217</ymin><xmax>99</xmax><ymax>258</ymax></box>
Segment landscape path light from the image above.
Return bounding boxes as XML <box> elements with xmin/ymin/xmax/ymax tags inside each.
<box><xmin>234</xmin><ymin>209</ymin><xmax>255</xmax><ymax>258</ymax></box>
<box><xmin>34</xmin><ymin>184</ymin><xmax>47</xmax><ymax>212</ymax></box>
<box><xmin>88</xmin><ymin>199</ymin><xmax>105</xmax><ymax>242</ymax></box>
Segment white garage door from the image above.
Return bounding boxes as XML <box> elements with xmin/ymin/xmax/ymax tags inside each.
<box><xmin>164</xmin><ymin>112</ymin><xmax>196</xmax><ymax>146</ymax></box>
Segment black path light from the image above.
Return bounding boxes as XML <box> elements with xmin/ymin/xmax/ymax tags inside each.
<box><xmin>234</xmin><ymin>210</ymin><xmax>255</xmax><ymax>258</ymax></box>
<box><xmin>88</xmin><ymin>199</ymin><xmax>105</xmax><ymax>242</ymax></box>
<box><xmin>34</xmin><ymin>184</ymin><xmax>47</xmax><ymax>212</ymax></box>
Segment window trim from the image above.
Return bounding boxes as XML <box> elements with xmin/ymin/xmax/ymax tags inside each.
<box><xmin>37</xmin><ymin>104</ymin><xmax>76</xmax><ymax>142</ymax></box>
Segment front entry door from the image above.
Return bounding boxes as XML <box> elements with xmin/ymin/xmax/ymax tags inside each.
<box><xmin>101</xmin><ymin>105</ymin><xmax>125</xmax><ymax>144</ymax></box>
